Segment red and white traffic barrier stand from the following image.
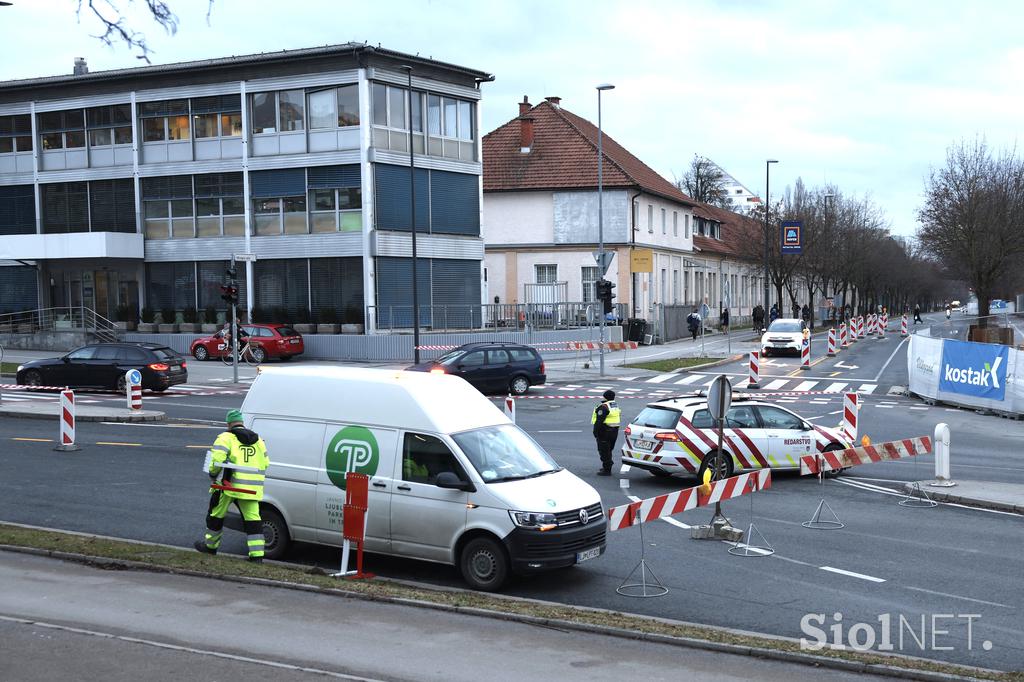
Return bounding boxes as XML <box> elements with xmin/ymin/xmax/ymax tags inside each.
<box><xmin>54</xmin><ymin>388</ymin><xmax>80</xmax><ymax>452</ymax></box>
<box><xmin>333</xmin><ymin>472</ymin><xmax>374</xmax><ymax>580</ymax></box>
<box><xmin>901</xmin><ymin>314</ymin><xmax>908</xmax><ymax>337</ymax></box>
<box><xmin>747</xmin><ymin>351</ymin><xmax>760</xmax><ymax>389</ymax></box>
<box><xmin>858</xmin><ymin>316</ymin><xmax>866</xmax><ymax>339</ymax></box>
<box><xmin>840</xmin><ymin>322</ymin><xmax>849</xmax><ymax>348</ymax></box>
<box><xmin>842</xmin><ymin>392</ymin><xmax>859</xmax><ymax>443</ymax></box>
<box><xmin>607</xmin><ymin>469</ymin><xmax>771</xmax><ymax>531</ymax></box>
<box><xmin>800</xmin><ymin>436</ymin><xmax>932</xmax><ymax>476</ymax></box>
<box><xmin>503</xmin><ymin>394</ymin><xmax>516</xmax><ymax>423</ymax></box>
<box><xmin>800</xmin><ymin>335</ymin><xmax>811</xmax><ymax>370</ymax></box>
<box><xmin>849</xmin><ymin>317</ymin><xmax>859</xmax><ymax>343</ymax></box>
<box><xmin>568</xmin><ymin>341</ymin><xmax>639</xmax><ymax>351</ymax></box>
<box><xmin>125</xmin><ymin>370</ymin><xmax>142</xmax><ymax>411</ymax></box>
<box><xmin>826</xmin><ymin>328</ymin><xmax>837</xmax><ymax>357</ymax></box>
<box><xmin>879</xmin><ymin>313</ymin><xmax>887</xmax><ymax>338</ymax></box>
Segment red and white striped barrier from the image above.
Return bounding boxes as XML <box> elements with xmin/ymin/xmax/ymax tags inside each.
<box><xmin>849</xmin><ymin>317</ymin><xmax>858</xmax><ymax>343</ymax></box>
<box><xmin>128</xmin><ymin>383</ymin><xmax>142</xmax><ymax>410</ymax></box>
<box><xmin>0</xmin><ymin>383</ymin><xmax>71</xmax><ymax>391</ymax></box>
<box><xmin>503</xmin><ymin>395</ymin><xmax>516</xmax><ymax>423</ymax></box>
<box><xmin>55</xmin><ymin>389</ymin><xmax>79</xmax><ymax>452</ymax></box>
<box><xmin>840</xmin><ymin>322</ymin><xmax>848</xmax><ymax>348</ymax></box>
<box><xmin>901</xmin><ymin>314</ymin><xmax>908</xmax><ymax>337</ymax></box>
<box><xmin>567</xmin><ymin>341</ymin><xmax>639</xmax><ymax>351</ymax></box>
<box><xmin>800</xmin><ymin>436</ymin><xmax>932</xmax><ymax>476</ymax></box>
<box><xmin>879</xmin><ymin>313</ymin><xmax>887</xmax><ymax>338</ymax></box>
<box><xmin>747</xmin><ymin>350</ymin><xmax>760</xmax><ymax>389</ymax></box>
<box><xmin>858</xmin><ymin>316</ymin><xmax>865</xmax><ymax>339</ymax></box>
<box><xmin>800</xmin><ymin>336</ymin><xmax>810</xmax><ymax>370</ymax></box>
<box><xmin>827</xmin><ymin>328</ymin><xmax>837</xmax><ymax>357</ymax></box>
<box><xmin>607</xmin><ymin>469</ymin><xmax>772</xmax><ymax>531</ymax></box>
<box><xmin>842</xmin><ymin>392</ymin><xmax>859</xmax><ymax>442</ymax></box>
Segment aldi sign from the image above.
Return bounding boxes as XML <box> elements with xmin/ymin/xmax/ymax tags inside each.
<box><xmin>781</xmin><ymin>221</ymin><xmax>802</xmax><ymax>254</ymax></box>
<box><xmin>938</xmin><ymin>338</ymin><xmax>1008</xmax><ymax>401</ymax></box>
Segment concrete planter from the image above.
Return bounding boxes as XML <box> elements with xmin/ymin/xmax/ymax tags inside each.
<box><xmin>201</xmin><ymin>324</ymin><xmax>219</xmax><ymax>333</ymax></box>
<box><xmin>137</xmin><ymin>323</ymin><xmax>158</xmax><ymax>333</ymax></box>
<box><xmin>317</xmin><ymin>324</ymin><xmax>340</xmax><ymax>334</ymax></box>
<box><xmin>157</xmin><ymin>324</ymin><xmax>179</xmax><ymax>334</ymax></box>
<box><xmin>294</xmin><ymin>324</ymin><xmax>316</xmax><ymax>335</ymax></box>
<box><xmin>114</xmin><ymin>321</ymin><xmax>137</xmax><ymax>332</ymax></box>
<box><xmin>179</xmin><ymin>323</ymin><xmax>200</xmax><ymax>333</ymax></box>
<box><xmin>341</xmin><ymin>323</ymin><xmax>364</xmax><ymax>334</ymax></box>
<box><xmin>55</xmin><ymin>320</ymin><xmax>75</xmax><ymax>330</ymax></box>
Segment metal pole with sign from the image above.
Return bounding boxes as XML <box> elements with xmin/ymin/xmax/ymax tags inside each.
<box><xmin>706</xmin><ymin>375</ymin><xmax>732</xmax><ymax>524</ymax></box>
<box><xmin>230</xmin><ymin>255</ymin><xmax>238</xmax><ymax>384</ymax></box>
<box><xmin>596</xmin><ymin>84</ymin><xmax>615</xmax><ymax>376</ymax></box>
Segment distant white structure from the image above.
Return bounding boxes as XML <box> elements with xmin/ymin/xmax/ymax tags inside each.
<box><xmin>709</xmin><ymin>161</ymin><xmax>760</xmax><ymax>212</ymax></box>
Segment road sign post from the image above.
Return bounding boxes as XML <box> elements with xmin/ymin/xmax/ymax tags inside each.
<box><xmin>125</xmin><ymin>369</ymin><xmax>142</xmax><ymax>410</ymax></box>
<box><xmin>706</xmin><ymin>375</ymin><xmax>732</xmax><ymax>528</ymax></box>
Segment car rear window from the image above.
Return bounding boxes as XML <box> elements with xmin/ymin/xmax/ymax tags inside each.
<box><xmin>275</xmin><ymin>326</ymin><xmax>298</xmax><ymax>337</ymax></box>
<box><xmin>509</xmin><ymin>348</ymin><xmax>538</xmax><ymax>362</ymax></box>
<box><xmin>633</xmin><ymin>406</ymin><xmax>681</xmax><ymax>429</ymax></box>
<box><xmin>151</xmin><ymin>347</ymin><xmax>181</xmax><ymax>361</ymax></box>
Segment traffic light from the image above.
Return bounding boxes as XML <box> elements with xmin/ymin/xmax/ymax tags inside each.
<box><xmin>596</xmin><ymin>279</ymin><xmax>615</xmax><ymax>314</ymax></box>
<box><xmin>220</xmin><ymin>284</ymin><xmax>238</xmax><ymax>305</ymax></box>
<box><xmin>226</xmin><ymin>265</ymin><xmax>237</xmax><ymax>280</ymax></box>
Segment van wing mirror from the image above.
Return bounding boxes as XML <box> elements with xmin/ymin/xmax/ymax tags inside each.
<box><xmin>435</xmin><ymin>471</ymin><xmax>475</xmax><ymax>492</ymax></box>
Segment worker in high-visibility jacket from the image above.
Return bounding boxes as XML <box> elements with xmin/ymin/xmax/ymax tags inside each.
<box><xmin>194</xmin><ymin>409</ymin><xmax>270</xmax><ymax>562</ymax></box>
<box><xmin>591</xmin><ymin>389</ymin><xmax>621</xmax><ymax>476</ymax></box>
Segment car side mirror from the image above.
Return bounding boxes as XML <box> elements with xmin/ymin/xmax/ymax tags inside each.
<box><xmin>435</xmin><ymin>471</ymin><xmax>475</xmax><ymax>492</ymax></box>
<box><xmin>802</xmin><ymin>422</ymin><xmax>814</xmax><ymax>431</ymax></box>
<box><xmin>62</xmin><ymin>356</ymin><xmax>70</xmax><ymax>363</ymax></box>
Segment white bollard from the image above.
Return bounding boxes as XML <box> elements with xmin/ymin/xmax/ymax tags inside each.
<box><xmin>929</xmin><ymin>423</ymin><xmax>955</xmax><ymax>487</ymax></box>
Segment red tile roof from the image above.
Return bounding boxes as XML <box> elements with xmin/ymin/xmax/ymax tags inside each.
<box><xmin>483</xmin><ymin>99</ymin><xmax>695</xmax><ymax>207</ymax></box>
<box><xmin>692</xmin><ymin>203</ymin><xmax>762</xmax><ymax>260</ymax></box>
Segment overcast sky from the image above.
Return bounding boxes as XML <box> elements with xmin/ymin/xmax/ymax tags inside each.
<box><xmin>3</xmin><ymin>0</ymin><xmax>1022</xmax><ymax>235</ymax></box>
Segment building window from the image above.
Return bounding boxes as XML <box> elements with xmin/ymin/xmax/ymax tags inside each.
<box><xmin>308</xmin><ymin>84</ymin><xmax>360</xmax><ymax>130</ymax></box>
<box><xmin>684</xmin><ymin>214</ymin><xmax>690</xmax><ymax>239</ymax></box>
<box><xmin>37</xmin><ymin>109</ymin><xmax>85</xmax><ymax>150</ymax></box>
<box><xmin>672</xmin><ymin>269</ymin><xmax>679</xmax><ymax>303</ymax></box>
<box><xmin>86</xmin><ymin>104</ymin><xmax>132</xmax><ymax>147</ymax></box>
<box><xmin>661</xmin><ymin>208</ymin><xmax>666</xmax><ymax>235</ymax></box>
<box><xmin>191</xmin><ymin>95</ymin><xmax>242</xmax><ymax>139</ymax></box>
<box><xmin>250</xmin><ymin>90</ymin><xmax>305</xmax><ymax>135</ymax></box>
<box><xmin>535</xmin><ymin>264</ymin><xmax>557</xmax><ymax>284</ymax></box>
<box><xmin>254</xmin><ymin>195</ymin><xmax>307</xmax><ymax>236</ymax></box>
<box><xmin>309</xmin><ymin>187</ymin><xmax>362</xmax><ymax>233</ymax></box>
<box><xmin>647</xmin><ymin>205</ymin><xmax>654</xmax><ymax>233</ymax></box>
<box><xmin>194</xmin><ymin>172</ymin><xmax>244</xmax><ymax>237</ymax></box>
<box><xmin>581</xmin><ymin>266</ymin><xmax>599</xmax><ymax>303</ymax></box>
<box><xmin>0</xmin><ymin>114</ymin><xmax>32</xmax><ymax>154</ymax></box>
<box><xmin>41</xmin><ymin>180</ymin><xmax>133</xmax><ymax>234</ymax></box>
<box><xmin>139</xmin><ymin>99</ymin><xmax>191</xmax><ymax>142</ymax></box>
<box><xmin>372</xmin><ymin>83</ymin><xmax>475</xmax><ymax>159</ymax></box>
<box><xmin>673</xmin><ymin>211</ymin><xmax>678</xmax><ymax>237</ymax></box>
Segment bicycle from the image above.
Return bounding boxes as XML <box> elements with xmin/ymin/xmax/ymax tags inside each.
<box><xmin>219</xmin><ymin>339</ymin><xmax>266</xmax><ymax>365</ymax></box>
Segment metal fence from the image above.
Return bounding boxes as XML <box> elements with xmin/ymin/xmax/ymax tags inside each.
<box><xmin>0</xmin><ymin>306</ymin><xmax>120</xmax><ymax>343</ymax></box>
<box><xmin>915</xmin><ymin>312</ymin><xmax>1021</xmax><ymax>346</ymax></box>
<box><xmin>369</xmin><ymin>302</ymin><xmax>630</xmax><ymax>333</ymax></box>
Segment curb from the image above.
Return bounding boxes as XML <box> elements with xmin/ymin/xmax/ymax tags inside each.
<box><xmin>0</xmin><ymin>539</ymin><xmax>998</xmax><ymax>682</ymax></box>
<box><xmin>0</xmin><ymin>406</ymin><xmax>165</xmax><ymax>422</ymax></box>
<box><xmin>903</xmin><ymin>483</ymin><xmax>1024</xmax><ymax>514</ymax></box>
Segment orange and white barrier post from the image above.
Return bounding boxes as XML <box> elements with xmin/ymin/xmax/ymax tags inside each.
<box><xmin>503</xmin><ymin>395</ymin><xmax>516</xmax><ymax>424</ymax></box>
<box><xmin>842</xmin><ymin>392</ymin><xmax>859</xmax><ymax>443</ymax></box>
<box><xmin>747</xmin><ymin>351</ymin><xmax>760</xmax><ymax>389</ymax></box>
<box><xmin>901</xmin><ymin>314</ymin><xmax>908</xmax><ymax>337</ymax></box>
<box><xmin>55</xmin><ymin>388</ymin><xmax>80</xmax><ymax>452</ymax></box>
<box><xmin>826</xmin><ymin>328</ymin><xmax>837</xmax><ymax>357</ymax></box>
<box><xmin>800</xmin><ymin>436</ymin><xmax>932</xmax><ymax>476</ymax></box>
<box><xmin>840</xmin><ymin>322</ymin><xmax>848</xmax><ymax>348</ymax></box>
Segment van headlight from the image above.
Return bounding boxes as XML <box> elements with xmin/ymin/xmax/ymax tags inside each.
<box><xmin>509</xmin><ymin>511</ymin><xmax>558</xmax><ymax>531</ymax></box>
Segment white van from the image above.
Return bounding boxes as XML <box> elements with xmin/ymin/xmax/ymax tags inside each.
<box><xmin>238</xmin><ymin>366</ymin><xmax>606</xmax><ymax>591</ymax></box>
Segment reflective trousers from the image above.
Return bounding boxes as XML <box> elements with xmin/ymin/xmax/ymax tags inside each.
<box><xmin>203</xmin><ymin>490</ymin><xmax>264</xmax><ymax>558</ymax></box>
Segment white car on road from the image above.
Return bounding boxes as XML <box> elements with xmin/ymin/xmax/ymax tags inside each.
<box><xmin>760</xmin><ymin>318</ymin><xmax>807</xmax><ymax>356</ymax></box>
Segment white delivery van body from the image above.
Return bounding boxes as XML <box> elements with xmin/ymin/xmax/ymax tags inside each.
<box><xmin>239</xmin><ymin>366</ymin><xmax>606</xmax><ymax>590</ymax></box>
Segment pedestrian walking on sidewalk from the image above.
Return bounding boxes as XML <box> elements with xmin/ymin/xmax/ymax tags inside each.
<box><xmin>719</xmin><ymin>307</ymin><xmax>730</xmax><ymax>333</ymax></box>
<box><xmin>687</xmin><ymin>308</ymin><xmax>701</xmax><ymax>341</ymax></box>
<box><xmin>195</xmin><ymin>409</ymin><xmax>270</xmax><ymax>563</ymax></box>
<box><xmin>752</xmin><ymin>304</ymin><xmax>764</xmax><ymax>334</ymax></box>
<box><xmin>914</xmin><ymin>303</ymin><xmax>922</xmax><ymax>324</ymax></box>
<box><xmin>592</xmin><ymin>390</ymin><xmax>621</xmax><ymax>476</ymax></box>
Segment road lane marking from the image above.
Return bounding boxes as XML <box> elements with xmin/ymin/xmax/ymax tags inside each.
<box><xmin>824</xmin><ymin>382</ymin><xmax>847</xmax><ymax>392</ymax></box>
<box><xmin>12</xmin><ymin>437</ymin><xmax>53</xmax><ymax>442</ymax></box>
<box><xmin>819</xmin><ymin>566</ymin><xmax>886</xmax><ymax>582</ymax></box>
<box><xmin>646</xmin><ymin>373</ymin><xmax>678</xmax><ymax>384</ymax></box>
<box><xmin>537</xmin><ymin>430</ymin><xmax>582</xmax><ymax>433</ymax></box>
<box><xmin>874</xmin><ymin>336</ymin><xmax>909</xmax><ymax>381</ymax></box>
<box><xmin>763</xmin><ymin>379</ymin><xmax>788</xmax><ymax>390</ymax></box>
<box><xmin>674</xmin><ymin>374</ymin><xmax>703</xmax><ymax>385</ymax></box>
<box><xmin>793</xmin><ymin>381</ymin><xmax>818</xmax><ymax>392</ymax></box>
<box><xmin>904</xmin><ymin>586</ymin><xmax>1013</xmax><ymax>609</ymax></box>
<box><xmin>829</xmin><ymin>372</ymin><xmax>841</xmax><ymax>377</ymax></box>
<box><xmin>95</xmin><ymin>442</ymin><xmax>142</xmax><ymax>447</ymax></box>
<box><xmin>185</xmin><ymin>445</ymin><xmax>209</xmax><ymax>449</ymax></box>
<box><xmin>724</xmin><ymin>541</ymin><xmax>773</xmax><ymax>556</ymax></box>
<box><xmin>858</xmin><ymin>384</ymin><xmax>878</xmax><ymax>394</ymax></box>
<box><xmin>836</xmin><ymin>479</ymin><xmax>1023</xmax><ymax>516</ymax></box>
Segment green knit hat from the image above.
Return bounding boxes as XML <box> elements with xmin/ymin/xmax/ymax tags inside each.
<box><xmin>226</xmin><ymin>409</ymin><xmax>244</xmax><ymax>425</ymax></box>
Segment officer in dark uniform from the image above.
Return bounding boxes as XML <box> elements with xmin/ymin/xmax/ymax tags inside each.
<box><xmin>592</xmin><ymin>390</ymin><xmax>621</xmax><ymax>476</ymax></box>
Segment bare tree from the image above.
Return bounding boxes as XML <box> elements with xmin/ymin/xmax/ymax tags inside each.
<box><xmin>676</xmin><ymin>155</ymin><xmax>731</xmax><ymax>209</ymax></box>
<box><xmin>917</xmin><ymin>139</ymin><xmax>1024</xmax><ymax>321</ymax></box>
<box><xmin>75</xmin><ymin>0</ymin><xmax>214</xmax><ymax>62</ymax></box>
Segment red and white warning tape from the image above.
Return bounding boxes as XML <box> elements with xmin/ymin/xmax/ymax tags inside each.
<box><xmin>0</xmin><ymin>383</ymin><xmax>69</xmax><ymax>391</ymax></box>
<box><xmin>606</xmin><ymin>469</ymin><xmax>771</xmax><ymax>531</ymax></box>
<box><xmin>800</xmin><ymin>436</ymin><xmax>932</xmax><ymax>476</ymax></box>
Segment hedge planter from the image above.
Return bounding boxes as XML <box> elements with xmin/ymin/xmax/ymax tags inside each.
<box><xmin>137</xmin><ymin>323</ymin><xmax>158</xmax><ymax>333</ymax></box>
<box><xmin>341</xmin><ymin>323</ymin><xmax>364</xmax><ymax>334</ymax></box>
<box><xmin>316</xmin><ymin>324</ymin><xmax>340</xmax><ymax>334</ymax></box>
<box><xmin>157</xmin><ymin>324</ymin><xmax>179</xmax><ymax>334</ymax></box>
<box><xmin>114</xmin><ymin>321</ymin><xmax>137</xmax><ymax>332</ymax></box>
<box><xmin>179</xmin><ymin>323</ymin><xmax>200</xmax><ymax>333</ymax></box>
<box><xmin>293</xmin><ymin>324</ymin><xmax>316</xmax><ymax>335</ymax></box>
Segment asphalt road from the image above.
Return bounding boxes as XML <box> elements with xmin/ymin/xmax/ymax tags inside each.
<box><xmin>1</xmin><ymin>312</ymin><xmax>1021</xmax><ymax>671</ymax></box>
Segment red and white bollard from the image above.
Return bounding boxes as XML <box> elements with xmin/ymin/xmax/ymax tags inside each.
<box><xmin>901</xmin><ymin>314</ymin><xmax>908</xmax><ymax>337</ymax></box>
<box><xmin>842</xmin><ymin>392</ymin><xmax>859</xmax><ymax>443</ymax></box>
<box><xmin>126</xmin><ymin>369</ymin><xmax>143</xmax><ymax>411</ymax></box>
<box><xmin>800</xmin><ymin>335</ymin><xmax>811</xmax><ymax>370</ymax></box>
<box><xmin>504</xmin><ymin>394</ymin><xmax>516</xmax><ymax>424</ymax></box>
<box><xmin>851</xmin><ymin>316</ymin><xmax>860</xmax><ymax>342</ymax></box>
<box><xmin>879</xmin><ymin>313</ymin><xmax>887</xmax><ymax>338</ymax></box>
<box><xmin>827</xmin><ymin>328</ymin><xmax>837</xmax><ymax>357</ymax></box>
<box><xmin>748</xmin><ymin>350</ymin><xmax>760</xmax><ymax>389</ymax></box>
<box><xmin>840</xmin><ymin>322</ymin><xmax>849</xmax><ymax>348</ymax></box>
<box><xmin>55</xmin><ymin>388</ymin><xmax>79</xmax><ymax>452</ymax></box>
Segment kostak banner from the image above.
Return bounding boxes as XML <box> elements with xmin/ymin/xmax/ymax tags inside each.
<box><xmin>938</xmin><ymin>338</ymin><xmax>1008</xmax><ymax>401</ymax></box>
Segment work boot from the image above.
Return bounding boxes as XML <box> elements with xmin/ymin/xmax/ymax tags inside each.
<box><xmin>194</xmin><ymin>540</ymin><xmax>216</xmax><ymax>556</ymax></box>
<box><xmin>247</xmin><ymin>556</ymin><xmax>263</xmax><ymax>564</ymax></box>
<box><xmin>596</xmin><ymin>469</ymin><xmax>611</xmax><ymax>476</ymax></box>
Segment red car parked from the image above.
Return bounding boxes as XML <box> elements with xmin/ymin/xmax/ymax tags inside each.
<box><xmin>190</xmin><ymin>324</ymin><xmax>305</xmax><ymax>363</ymax></box>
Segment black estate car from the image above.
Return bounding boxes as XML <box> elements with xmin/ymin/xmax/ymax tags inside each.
<box><xmin>406</xmin><ymin>342</ymin><xmax>546</xmax><ymax>395</ymax></box>
<box><xmin>16</xmin><ymin>342</ymin><xmax>188</xmax><ymax>392</ymax></box>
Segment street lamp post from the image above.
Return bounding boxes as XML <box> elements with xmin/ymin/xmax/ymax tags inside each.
<box><xmin>402</xmin><ymin>65</ymin><xmax>421</xmax><ymax>364</ymax></box>
<box><xmin>596</xmin><ymin>83</ymin><xmax>614</xmax><ymax>376</ymax></box>
<box><xmin>763</xmin><ymin>159</ymin><xmax>778</xmax><ymax>325</ymax></box>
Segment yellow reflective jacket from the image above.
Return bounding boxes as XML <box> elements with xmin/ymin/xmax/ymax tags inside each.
<box><xmin>591</xmin><ymin>400</ymin><xmax>621</xmax><ymax>428</ymax></box>
<box><xmin>208</xmin><ymin>427</ymin><xmax>269</xmax><ymax>500</ymax></box>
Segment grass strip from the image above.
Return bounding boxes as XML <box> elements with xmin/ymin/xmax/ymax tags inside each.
<box><xmin>0</xmin><ymin>523</ymin><xmax>1017</xmax><ymax>682</ymax></box>
<box><xmin>623</xmin><ymin>357</ymin><xmax>725</xmax><ymax>372</ymax></box>
<box><xmin>1</xmin><ymin>361</ymin><xmax>20</xmax><ymax>376</ymax></box>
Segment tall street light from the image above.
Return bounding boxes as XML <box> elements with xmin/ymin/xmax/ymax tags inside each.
<box><xmin>596</xmin><ymin>83</ymin><xmax>614</xmax><ymax>376</ymax></box>
<box><xmin>762</xmin><ymin>159</ymin><xmax>778</xmax><ymax>323</ymax></box>
<box><xmin>402</xmin><ymin>65</ymin><xmax>421</xmax><ymax>363</ymax></box>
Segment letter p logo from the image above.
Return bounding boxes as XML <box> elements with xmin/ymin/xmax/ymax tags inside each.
<box><xmin>326</xmin><ymin>426</ymin><xmax>380</xmax><ymax>489</ymax></box>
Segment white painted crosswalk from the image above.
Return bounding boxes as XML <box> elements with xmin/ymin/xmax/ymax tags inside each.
<box><xmin>629</xmin><ymin>373</ymin><xmax>881</xmax><ymax>395</ymax></box>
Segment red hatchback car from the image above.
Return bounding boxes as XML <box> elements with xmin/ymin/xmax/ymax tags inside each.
<box><xmin>190</xmin><ymin>324</ymin><xmax>305</xmax><ymax>363</ymax></box>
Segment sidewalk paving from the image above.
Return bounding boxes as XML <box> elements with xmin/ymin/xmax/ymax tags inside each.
<box><xmin>907</xmin><ymin>479</ymin><xmax>1024</xmax><ymax>514</ymax></box>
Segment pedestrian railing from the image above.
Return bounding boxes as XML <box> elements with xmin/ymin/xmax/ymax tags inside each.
<box><xmin>367</xmin><ymin>302</ymin><xmax>629</xmax><ymax>333</ymax></box>
<box><xmin>0</xmin><ymin>306</ymin><xmax>121</xmax><ymax>343</ymax></box>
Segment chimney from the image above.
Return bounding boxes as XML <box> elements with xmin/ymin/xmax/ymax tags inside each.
<box><xmin>545</xmin><ymin>96</ymin><xmax>561</xmax><ymax>107</ymax></box>
<box><xmin>73</xmin><ymin>58</ymin><xmax>88</xmax><ymax>76</ymax></box>
<box><xmin>518</xmin><ymin>95</ymin><xmax>531</xmax><ymax>116</ymax></box>
<box><xmin>519</xmin><ymin>116</ymin><xmax>534</xmax><ymax>154</ymax></box>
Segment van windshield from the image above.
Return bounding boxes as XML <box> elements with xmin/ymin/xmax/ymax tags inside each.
<box><xmin>452</xmin><ymin>424</ymin><xmax>561</xmax><ymax>483</ymax></box>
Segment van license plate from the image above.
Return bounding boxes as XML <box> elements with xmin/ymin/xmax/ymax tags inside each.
<box><xmin>576</xmin><ymin>546</ymin><xmax>601</xmax><ymax>563</ymax></box>
<box><xmin>634</xmin><ymin>439</ymin><xmax>655</xmax><ymax>451</ymax></box>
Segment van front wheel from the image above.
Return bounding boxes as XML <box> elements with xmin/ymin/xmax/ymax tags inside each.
<box><xmin>460</xmin><ymin>537</ymin><xmax>509</xmax><ymax>591</ymax></box>
<box><xmin>260</xmin><ymin>507</ymin><xmax>290</xmax><ymax>560</ymax></box>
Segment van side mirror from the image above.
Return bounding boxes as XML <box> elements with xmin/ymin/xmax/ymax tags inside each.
<box><xmin>435</xmin><ymin>471</ymin><xmax>475</xmax><ymax>492</ymax></box>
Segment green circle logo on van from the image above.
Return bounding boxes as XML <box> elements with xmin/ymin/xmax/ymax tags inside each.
<box><xmin>546</xmin><ymin>499</ymin><xmax>557</xmax><ymax>508</ymax></box>
<box><xmin>325</xmin><ymin>426</ymin><xmax>379</xmax><ymax>489</ymax></box>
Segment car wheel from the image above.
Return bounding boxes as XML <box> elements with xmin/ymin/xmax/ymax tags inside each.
<box><xmin>509</xmin><ymin>375</ymin><xmax>530</xmax><ymax>396</ymax></box>
<box><xmin>22</xmin><ymin>369</ymin><xmax>42</xmax><ymax>387</ymax></box>
<box><xmin>698</xmin><ymin>450</ymin><xmax>734</xmax><ymax>481</ymax></box>
<box><xmin>251</xmin><ymin>346</ymin><xmax>267</xmax><ymax>364</ymax></box>
<box><xmin>193</xmin><ymin>346</ymin><xmax>209</xmax><ymax>361</ymax></box>
<box><xmin>822</xmin><ymin>443</ymin><xmax>847</xmax><ymax>478</ymax></box>
<box><xmin>115</xmin><ymin>375</ymin><xmax>127</xmax><ymax>393</ymax></box>
<box><xmin>460</xmin><ymin>536</ymin><xmax>510</xmax><ymax>592</ymax></box>
<box><xmin>260</xmin><ymin>507</ymin><xmax>291</xmax><ymax>560</ymax></box>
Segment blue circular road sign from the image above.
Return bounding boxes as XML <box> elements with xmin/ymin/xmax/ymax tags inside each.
<box><xmin>127</xmin><ymin>369</ymin><xmax>142</xmax><ymax>386</ymax></box>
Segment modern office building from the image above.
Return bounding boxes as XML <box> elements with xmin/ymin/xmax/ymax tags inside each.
<box><xmin>0</xmin><ymin>44</ymin><xmax>491</xmax><ymax>331</ymax></box>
